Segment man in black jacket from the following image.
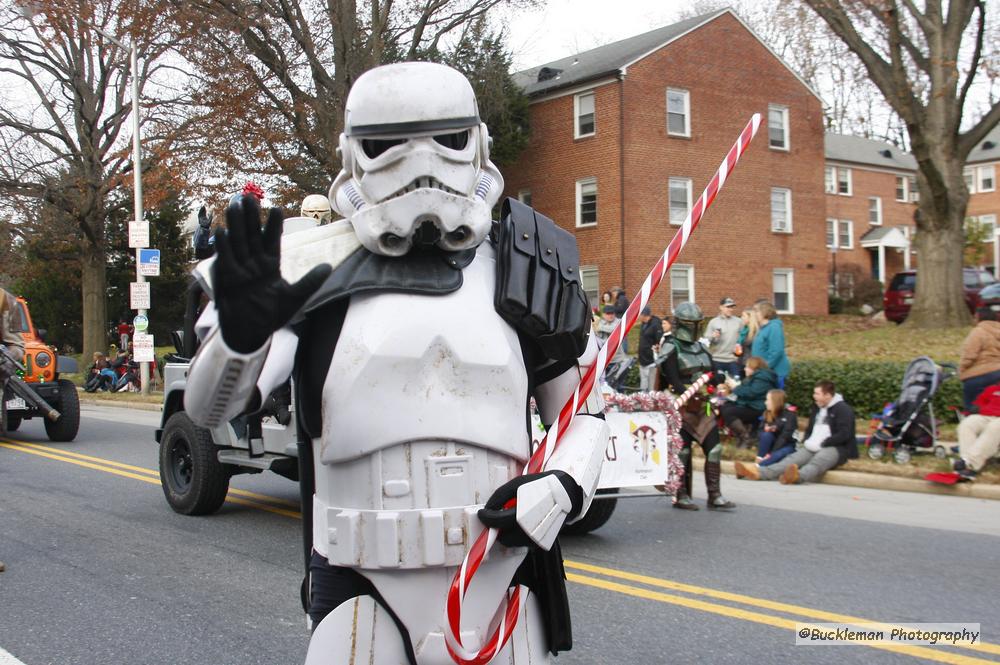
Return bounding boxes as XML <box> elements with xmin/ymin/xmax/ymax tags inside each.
<box><xmin>735</xmin><ymin>380</ymin><xmax>856</xmax><ymax>484</ymax></box>
<box><xmin>637</xmin><ymin>306</ymin><xmax>662</xmax><ymax>391</ymax></box>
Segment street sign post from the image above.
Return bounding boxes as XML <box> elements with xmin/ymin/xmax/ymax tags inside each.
<box><xmin>138</xmin><ymin>249</ymin><xmax>160</xmax><ymax>277</ymax></box>
<box><xmin>128</xmin><ymin>221</ymin><xmax>149</xmax><ymax>248</ymax></box>
<box><xmin>130</xmin><ymin>282</ymin><xmax>150</xmax><ymax>310</ymax></box>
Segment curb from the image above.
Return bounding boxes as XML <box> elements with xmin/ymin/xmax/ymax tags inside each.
<box><xmin>694</xmin><ymin>458</ymin><xmax>1000</xmax><ymax>502</ymax></box>
<box><xmin>76</xmin><ymin>388</ymin><xmax>163</xmax><ymax>412</ymax></box>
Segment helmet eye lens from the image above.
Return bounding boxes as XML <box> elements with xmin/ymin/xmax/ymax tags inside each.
<box><xmin>362</xmin><ymin>137</ymin><xmax>406</xmax><ymax>159</ymax></box>
<box><xmin>433</xmin><ymin>130</ymin><xmax>469</xmax><ymax>151</ymax></box>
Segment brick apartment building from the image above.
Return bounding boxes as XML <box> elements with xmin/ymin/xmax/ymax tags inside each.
<box><xmin>965</xmin><ymin>125</ymin><xmax>1000</xmax><ymax>269</ymax></box>
<box><xmin>503</xmin><ymin>9</ymin><xmax>829</xmax><ymax>317</ymax></box>
<box><xmin>823</xmin><ymin>133</ymin><xmax>917</xmax><ymax>293</ymax></box>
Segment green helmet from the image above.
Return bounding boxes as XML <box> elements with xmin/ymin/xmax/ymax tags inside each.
<box><xmin>672</xmin><ymin>302</ymin><xmax>705</xmax><ymax>343</ymax></box>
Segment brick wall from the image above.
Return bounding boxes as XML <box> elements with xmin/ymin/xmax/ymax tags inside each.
<box><xmin>502</xmin><ymin>12</ymin><xmax>828</xmax><ymax>318</ymax></box>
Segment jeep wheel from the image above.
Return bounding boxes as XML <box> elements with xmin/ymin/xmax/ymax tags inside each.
<box><xmin>159</xmin><ymin>411</ymin><xmax>230</xmax><ymax>515</ymax></box>
<box><xmin>5</xmin><ymin>413</ymin><xmax>21</xmax><ymax>432</ymax></box>
<box><xmin>562</xmin><ymin>488</ymin><xmax>618</xmax><ymax>536</ymax></box>
<box><xmin>43</xmin><ymin>380</ymin><xmax>80</xmax><ymax>442</ymax></box>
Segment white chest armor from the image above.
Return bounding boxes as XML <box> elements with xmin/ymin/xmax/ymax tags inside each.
<box><xmin>313</xmin><ymin>244</ymin><xmax>531</xmax><ymax>568</ymax></box>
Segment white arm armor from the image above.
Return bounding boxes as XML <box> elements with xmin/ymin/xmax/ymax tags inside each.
<box><xmin>184</xmin><ymin>329</ymin><xmax>271</xmax><ymax>429</ymax></box>
<box><xmin>519</xmin><ymin>333</ymin><xmax>609</xmax><ymax>547</ymax></box>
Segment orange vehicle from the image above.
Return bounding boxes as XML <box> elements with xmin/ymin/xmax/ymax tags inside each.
<box><xmin>1</xmin><ymin>295</ymin><xmax>79</xmax><ymax>440</ymax></box>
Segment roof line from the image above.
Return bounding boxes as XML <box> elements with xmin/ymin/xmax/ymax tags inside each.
<box><xmin>618</xmin><ymin>8</ymin><xmax>825</xmax><ymax>104</ymax></box>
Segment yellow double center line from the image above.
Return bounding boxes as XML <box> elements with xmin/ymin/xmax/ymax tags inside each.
<box><xmin>4</xmin><ymin>438</ymin><xmax>998</xmax><ymax>664</ymax></box>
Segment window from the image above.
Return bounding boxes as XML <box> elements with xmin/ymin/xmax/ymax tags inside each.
<box><xmin>576</xmin><ymin>178</ymin><xmax>597</xmax><ymax>227</ymax></box>
<box><xmin>968</xmin><ymin>214</ymin><xmax>998</xmax><ymax>241</ymax></box>
<box><xmin>979</xmin><ymin>165</ymin><xmax>995</xmax><ymax>192</ymax></box>
<box><xmin>768</xmin><ymin>104</ymin><xmax>789</xmax><ymax>150</ymax></box>
<box><xmin>826</xmin><ymin>219</ymin><xmax>852</xmax><ymax>249</ymax></box>
<box><xmin>574</xmin><ymin>91</ymin><xmax>595</xmax><ymax>138</ymax></box>
<box><xmin>895</xmin><ymin>176</ymin><xmax>907</xmax><ymax>202</ymax></box>
<box><xmin>579</xmin><ymin>265</ymin><xmax>600</xmax><ymax>306</ymax></box>
<box><xmin>837</xmin><ymin>167</ymin><xmax>852</xmax><ymax>196</ymax></box>
<box><xmin>824</xmin><ymin>166</ymin><xmax>836</xmax><ymax>194</ymax></box>
<box><xmin>668</xmin><ymin>177</ymin><xmax>692</xmax><ymax>225</ymax></box>
<box><xmin>909</xmin><ymin>176</ymin><xmax>919</xmax><ymax>202</ymax></box>
<box><xmin>965</xmin><ymin>167</ymin><xmax>976</xmax><ymax>193</ymax></box>
<box><xmin>670</xmin><ymin>264</ymin><xmax>694</xmax><ymax>309</ymax></box>
<box><xmin>868</xmin><ymin>197</ymin><xmax>882</xmax><ymax>225</ymax></box>
<box><xmin>517</xmin><ymin>189</ymin><xmax>532</xmax><ymax>207</ymax></box>
<box><xmin>12</xmin><ymin>301</ymin><xmax>28</xmax><ymax>333</ymax></box>
<box><xmin>773</xmin><ymin>269</ymin><xmax>794</xmax><ymax>314</ymax></box>
<box><xmin>770</xmin><ymin>187</ymin><xmax>792</xmax><ymax>233</ymax></box>
<box><xmin>666</xmin><ymin>88</ymin><xmax>690</xmax><ymax>137</ymax></box>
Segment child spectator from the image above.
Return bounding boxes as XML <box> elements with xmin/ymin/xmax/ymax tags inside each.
<box><xmin>756</xmin><ymin>389</ymin><xmax>797</xmax><ymax>466</ymax></box>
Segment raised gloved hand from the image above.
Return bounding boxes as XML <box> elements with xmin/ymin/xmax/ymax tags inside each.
<box><xmin>197</xmin><ymin>206</ymin><xmax>211</xmax><ymax>230</ymax></box>
<box><xmin>478</xmin><ymin>470</ymin><xmax>583</xmax><ymax>551</ymax></box>
<box><xmin>213</xmin><ymin>195</ymin><xmax>332</xmax><ymax>354</ymax></box>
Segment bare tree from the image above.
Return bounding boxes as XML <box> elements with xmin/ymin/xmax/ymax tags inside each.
<box><xmin>802</xmin><ymin>0</ymin><xmax>999</xmax><ymax>327</ymax></box>
<box><xmin>170</xmin><ymin>0</ymin><xmax>538</xmax><ymax>201</ymax></box>
<box><xmin>0</xmin><ymin>0</ymin><xmax>193</xmax><ymax>358</ymax></box>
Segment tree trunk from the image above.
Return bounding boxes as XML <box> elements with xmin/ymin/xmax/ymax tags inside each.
<box><xmin>80</xmin><ymin>239</ymin><xmax>108</xmax><ymax>362</ymax></box>
<box><xmin>906</xmin><ymin>209</ymin><xmax>971</xmax><ymax>329</ymax></box>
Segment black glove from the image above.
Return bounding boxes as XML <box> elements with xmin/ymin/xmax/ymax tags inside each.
<box><xmin>213</xmin><ymin>194</ymin><xmax>332</xmax><ymax>353</ymax></box>
<box><xmin>478</xmin><ymin>470</ymin><xmax>583</xmax><ymax>548</ymax></box>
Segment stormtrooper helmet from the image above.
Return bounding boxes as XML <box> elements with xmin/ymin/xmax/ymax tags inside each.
<box><xmin>301</xmin><ymin>194</ymin><xmax>332</xmax><ymax>223</ymax></box>
<box><xmin>329</xmin><ymin>62</ymin><xmax>504</xmax><ymax>256</ymax></box>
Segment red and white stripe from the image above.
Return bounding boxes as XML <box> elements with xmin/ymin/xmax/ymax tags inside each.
<box><xmin>444</xmin><ymin>113</ymin><xmax>761</xmax><ymax>665</ymax></box>
<box><xmin>673</xmin><ymin>372</ymin><xmax>714</xmax><ymax>410</ymax></box>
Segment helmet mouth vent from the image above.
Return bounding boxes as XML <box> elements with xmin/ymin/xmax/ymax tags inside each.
<box><xmin>380</xmin><ymin>177</ymin><xmax>463</xmax><ymax>203</ymax></box>
<box><xmin>413</xmin><ymin>219</ymin><xmax>442</xmax><ymax>247</ymax></box>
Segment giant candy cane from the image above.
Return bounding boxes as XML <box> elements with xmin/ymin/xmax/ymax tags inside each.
<box><xmin>444</xmin><ymin>114</ymin><xmax>762</xmax><ymax>665</ymax></box>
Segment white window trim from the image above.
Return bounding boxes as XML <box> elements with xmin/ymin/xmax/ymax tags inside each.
<box><xmin>575</xmin><ymin>177</ymin><xmax>597</xmax><ymax>228</ymax></box>
<box><xmin>825</xmin><ymin>218</ymin><xmax>837</xmax><ymax>249</ymax></box>
<box><xmin>837</xmin><ymin>167</ymin><xmax>852</xmax><ymax>196</ymax></box>
<box><xmin>670</xmin><ymin>263</ymin><xmax>695</xmax><ymax>309</ymax></box>
<box><xmin>868</xmin><ymin>196</ymin><xmax>882</xmax><ymax>225</ymax></box>
<box><xmin>824</xmin><ymin>166</ymin><xmax>836</xmax><ymax>194</ymax></box>
<box><xmin>773</xmin><ymin>269</ymin><xmax>795</xmax><ymax>315</ymax></box>
<box><xmin>666</xmin><ymin>87</ymin><xmax>690</xmax><ymax>138</ymax></box>
<box><xmin>768</xmin><ymin>104</ymin><xmax>790</xmax><ymax>151</ymax></box>
<box><xmin>771</xmin><ymin>187</ymin><xmax>793</xmax><ymax>234</ymax></box>
<box><xmin>895</xmin><ymin>175</ymin><xmax>908</xmax><ymax>202</ymax></box>
<box><xmin>574</xmin><ymin>91</ymin><xmax>595</xmax><ymax>139</ymax></box>
<box><xmin>838</xmin><ymin>219</ymin><xmax>854</xmax><ymax>249</ymax></box>
<box><xmin>965</xmin><ymin>166</ymin><xmax>977</xmax><ymax>194</ymax></box>
<box><xmin>978</xmin><ymin>165</ymin><xmax>996</xmax><ymax>193</ymax></box>
<box><xmin>579</xmin><ymin>265</ymin><xmax>600</xmax><ymax>305</ymax></box>
<box><xmin>668</xmin><ymin>177</ymin><xmax>693</xmax><ymax>226</ymax></box>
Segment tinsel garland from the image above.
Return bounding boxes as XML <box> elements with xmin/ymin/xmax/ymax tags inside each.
<box><xmin>602</xmin><ymin>391</ymin><xmax>686</xmax><ymax>496</ymax></box>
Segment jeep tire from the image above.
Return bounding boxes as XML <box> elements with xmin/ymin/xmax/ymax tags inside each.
<box><xmin>5</xmin><ymin>413</ymin><xmax>21</xmax><ymax>432</ymax></box>
<box><xmin>43</xmin><ymin>379</ymin><xmax>80</xmax><ymax>442</ymax></box>
<box><xmin>562</xmin><ymin>488</ymin><xmax>618</xmax><ymax>535</ymax></box>
<box><xmin>159</xmin><ymin>411</ymin><xmax>230</xmax><ymax>515</ymax></box>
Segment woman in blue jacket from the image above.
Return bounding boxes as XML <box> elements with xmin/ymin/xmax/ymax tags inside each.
<box><xmin>751</xmin><ymin>301</ymin><xmax>790</xmax><ymax>387</ymax></box>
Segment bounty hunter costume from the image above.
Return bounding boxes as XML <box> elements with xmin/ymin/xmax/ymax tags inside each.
<box><xmin>184</xmin><ymin>62</ymin><xmax>609</xmax><ymax>664</ymax></box>
<box><xmin>658</xmin><ymin>302</ymin><xmax>735</xmax><ymax>511</ymax></box>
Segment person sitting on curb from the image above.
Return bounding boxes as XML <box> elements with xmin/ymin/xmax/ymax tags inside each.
<box><xmin>755</xmin><ymin>389</ymin><xmax>797</xmax><ymax>467</ymax></box>
<box><xmin>959</xmin><ymin>306</ymin><xmax>1000</xmax><ymax>409</ymax></box>
<box><xmin>954</xmin><ymin>380</ymin><xmax>1000</xmax><ymax>481</ymax></box>
<box><xmin>734</xmin><ymin>380</ymin><xmax>856</xmax><ymax>484</ymax></box>
<box><xmin>717</xmin><ymin>356</ymin><xmax>777</xmax><ymax>448</ymax></box>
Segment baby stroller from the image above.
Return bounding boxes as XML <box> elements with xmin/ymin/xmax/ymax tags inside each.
<box><xmin>866</xmin><ymin>356</ymin><xmax>957</xmax><ymax>464</ymax></box>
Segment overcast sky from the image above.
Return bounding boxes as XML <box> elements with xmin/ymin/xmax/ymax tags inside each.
<box><xmin>502</xmin><ymin>0</ymin><xmax>700</xmax><ymax>71</ymax></box>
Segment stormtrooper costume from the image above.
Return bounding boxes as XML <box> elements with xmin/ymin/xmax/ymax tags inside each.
<box><xmin>184</xmin><ymin>62</ymin><xmax>609</xmax><ymax>665</ymax></box>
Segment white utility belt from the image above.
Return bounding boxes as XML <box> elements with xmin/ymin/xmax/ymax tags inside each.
<box><xmin>316</xmin><ymin>498</ymin><xmax>524</xmax><ymax>570</ymax></box>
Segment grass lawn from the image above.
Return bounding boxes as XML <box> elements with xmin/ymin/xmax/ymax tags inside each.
<box><xmin>783</xmin><ymin>314</ymin><xmax>967</xmax><ymax>363</ymax></box>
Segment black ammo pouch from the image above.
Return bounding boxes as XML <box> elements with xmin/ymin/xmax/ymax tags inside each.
<box><xmin>493</xmin><ymin>198</ymin><xmax>591</xmax><ymax>361</ymax></box>
<box><xmin>513</xmin><ymin>541</ymin><xmax>573</xmax><ymax>654</ymax></box>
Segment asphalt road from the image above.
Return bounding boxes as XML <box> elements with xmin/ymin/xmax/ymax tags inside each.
<box><xmin>1</xmin><ymin>404</ymin><xmax>998</xmax><ymax>665</ymax></box>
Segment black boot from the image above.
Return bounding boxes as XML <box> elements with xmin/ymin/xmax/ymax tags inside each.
<box><xmin>673</xmin><ymin>446</ymin><xmax>699</xmax><ymax>510</ymax></box>
<box><xmin>727</xmin><ymin>419</ymin><xmax>753</xmax><ymax>449</ymax></box>
<box><xmin>705</xmin><ymin>461</ymin><xmax>735</xmax><ymax>511</ymax></box>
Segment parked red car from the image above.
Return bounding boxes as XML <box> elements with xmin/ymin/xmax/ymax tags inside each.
<box><xmin>883</xmin><ymin>268</ymin><xmax>997</xmax><ymax>323</ymax></box>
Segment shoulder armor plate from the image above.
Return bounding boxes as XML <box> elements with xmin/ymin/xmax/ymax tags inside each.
<box><xmin>492</xmin><ymin>198</ymin><xmax>590</xmax><ymax>361</ymax></box>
